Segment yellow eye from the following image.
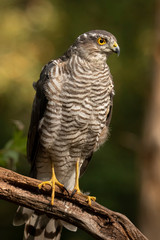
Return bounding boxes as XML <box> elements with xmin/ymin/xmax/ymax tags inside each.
<box><xmin>97</xmin><ymin>37</ymin><xmax>106</xmax><ymax>45</ymax></box>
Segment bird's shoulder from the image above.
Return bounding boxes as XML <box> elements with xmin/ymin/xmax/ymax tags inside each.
<box><xmin>34</xmin><ymin>58</ymin><xmax>63</xmax><ymax>92</ymax></box>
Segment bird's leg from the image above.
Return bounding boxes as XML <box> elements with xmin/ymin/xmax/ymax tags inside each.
<box><xmin>72</xmin><ymin>159</ymin><xmax>96</xmax><ymax>206</ymax></box>
<box><xmin>72</xmin><ymin>159</ymin><xmax>81</xmax><ymax>194</ymax></box>
<box><xmin>38</xmin><ymin>162</ymin><xmax>64</xmax><ymax>205</ymax></box>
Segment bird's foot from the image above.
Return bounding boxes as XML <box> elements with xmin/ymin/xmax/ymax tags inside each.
<box><xmin>71</xmin><ymin>187</ymin><xmax>96</xmax><ymax>206</ymax></box>
<box><xmin>71</xmin><ymin>159</ymin><xmax>96</xmax><ymax>206</ymax></box>
<box><xmin>85</xmin><ymin>195</ymin><xmax>96</xmax><ymax>206</ymax></box>
<box><xmin>38</xmin><ymin>164</ymin><xmax>64</xmax><ymax>205</ymax></box>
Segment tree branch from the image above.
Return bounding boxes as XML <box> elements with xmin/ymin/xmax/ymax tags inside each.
<box><xmin>0</xmin><ymin>167</ymin><xmax>148</xmax><ymax>240</ymax></box>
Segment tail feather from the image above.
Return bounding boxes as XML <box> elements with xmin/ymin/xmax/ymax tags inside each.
<box><xmin>13</xmin><ymin>206</ymin><xmax>77</xmax><ymax>239</ymax></box>
<box><xmin>24</xmin><ymin>213</ymin><xmax>62</xmax><ymax>240</ymax></box>
<box><xmin>13</xmin><ymin>207</ymin><xmax>62</xmax><ymax>240</ymax></box>
<box><xmin>13</xmin><ymin>206</ymin><xmax>33</xmax><ymax>226</ymax></box>
<box><xmin>60</xmin><ymin>221</ymin><xmax>77</xmax><ymax>232</ymax></box>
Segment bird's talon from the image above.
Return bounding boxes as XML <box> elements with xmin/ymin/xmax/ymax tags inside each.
<box><xmin>56</xmin><ymin>182</ymin><xmax>64</xmax><ymax>189</ymax></box>
<box><xmin>71</xmin><ymin>188</ymin><xmax>78</xmax><ymax>197</ymax></box>
<box><xmin>72</xmin><ymin>160</ymin><xmax>96</xmax><ymax>205</ymax></box>
<box><xmin>38</xmin><ymin>181</ymin><xmax>52</xmax><ymax>190</ymax></box>
<box><xmin>38</xmin><ymin>163</ymin><xmax>64</xmax><ymax>205</ymax></box>
<box><xmin>62</xmin><ymin>186</ymin><xmax>70</xmax><ymax>195</ymax></box>
<box><xmin>86</xmin><ymin>196</ymin><xmax>96</xmax><ymax>206</ymax></box>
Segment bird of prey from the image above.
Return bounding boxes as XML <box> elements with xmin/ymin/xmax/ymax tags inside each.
<box><xmin>13</xmin><ymin>30</ymin><xmax>120</xmax><ymax>240</ymax></box>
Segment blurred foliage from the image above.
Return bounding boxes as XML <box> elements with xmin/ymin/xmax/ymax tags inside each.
<box><xmin>0</xmin><ymin>120</ymin><xmax>26</xmax><ymax>170</ymax></box>
<box><xmin>0</xmin><ymin>0</ymin><xmax>154</xmax><ymax>239</ymax></box>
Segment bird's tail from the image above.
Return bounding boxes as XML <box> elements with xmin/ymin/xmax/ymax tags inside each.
<box><xmin>13</xmin><ymin>206</ymin><xmax>62</xmax><ymax>240</ymax></box>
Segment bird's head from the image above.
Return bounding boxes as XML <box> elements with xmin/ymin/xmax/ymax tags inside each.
<box><xmin>72</xmin><ymin>30</ymin><xmax>120</xmax><ymax>65</ymax></box>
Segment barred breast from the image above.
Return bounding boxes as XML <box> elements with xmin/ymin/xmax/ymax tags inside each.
<box><xmin>38</xmin><ymin>55</ymin><xmax>114</xmax><ymax>189</ymax></box>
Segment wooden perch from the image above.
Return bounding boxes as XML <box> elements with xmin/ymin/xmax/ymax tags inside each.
<box><xmin>0</xmin><ymin>167</ymin><xmax>148</xmax><ymax>240</ymax></box>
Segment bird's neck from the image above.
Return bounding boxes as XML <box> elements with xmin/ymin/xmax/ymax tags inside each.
<box><xmin>86</xmin><ymin>52</ymin><xmax>107</xmax><ymax>68</ymax></box>
<box><xmin>68</xmin><ymin>53</ymin><xmax>108</xmax><ymax>72</ymax></box>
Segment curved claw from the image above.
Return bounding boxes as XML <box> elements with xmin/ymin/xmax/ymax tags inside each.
<box><xmin>71</xmin><ymin>188</ymin><xmax>78</xmax><ymax>197</ymax></box>
<box><xmin>63</xmin><ymin>186</ymin><xmax>70</xmax><ymax>195</ymax></box>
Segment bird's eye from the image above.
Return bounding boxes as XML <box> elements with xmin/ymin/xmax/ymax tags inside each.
<box><xmin>97</xmin><ymin>37</ymin><xmax>107</xmax><ymax>45</ymax></box>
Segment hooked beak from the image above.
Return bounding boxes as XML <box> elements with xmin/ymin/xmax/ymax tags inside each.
<box><xmin>111</xmin><ymin>41</ymin><xmax>120</xmax><ymax>56</ymax></box>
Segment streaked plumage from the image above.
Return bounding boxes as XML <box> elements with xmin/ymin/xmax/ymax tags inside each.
<box><xmin>13</xmin><ymin>29</ymin><xmax>120</xmax><ymax>240</ymax></box>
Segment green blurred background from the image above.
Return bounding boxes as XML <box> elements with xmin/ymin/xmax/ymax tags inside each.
<box><xmin>0</xmin><ymin>0</ymin><xmax>154</xmax><ymax>239</ymax></box>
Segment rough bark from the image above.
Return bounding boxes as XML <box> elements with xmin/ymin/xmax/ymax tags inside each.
<box><xmin>139</xmin><ymin>1</ymin><xmax>160</xmax><ymax>239</ymax></box>
<box><xmin>0</xmin><ymin>167</ymin><xmax>148</xmax><ymax>240</ymax></box>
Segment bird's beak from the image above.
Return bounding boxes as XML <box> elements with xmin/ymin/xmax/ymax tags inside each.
<box><xmin>111</xmin><ymin>42</ymin><xmax>120</xmax><ymax>56</ymax></box>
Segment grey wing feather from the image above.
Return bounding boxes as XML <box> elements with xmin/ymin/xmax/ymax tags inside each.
<box><xmin>27</xmin><ymin>61</ymin><xmax>54</xmax><ymax>177</ymax></box>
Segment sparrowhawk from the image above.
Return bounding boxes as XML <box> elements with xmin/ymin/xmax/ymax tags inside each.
<box><xmin>13</xmin><ymin>30</ymin><xmax>120</xmax><ymax>240</ymax></box>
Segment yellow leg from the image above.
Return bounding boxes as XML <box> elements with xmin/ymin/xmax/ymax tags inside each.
<box><xmin>72</xmin><ymin>159</ymin><xmax>96</xmax><ymax>206</ymax></box>
<box><xmin>73</xmin><ymin>159</ymin><xmax>81</xmax><ymax>193</ymax></box>
<box><xmin>38</xmin><ymin>162</ymin><xmax>64</xmax><ymax>205</ymax></box>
